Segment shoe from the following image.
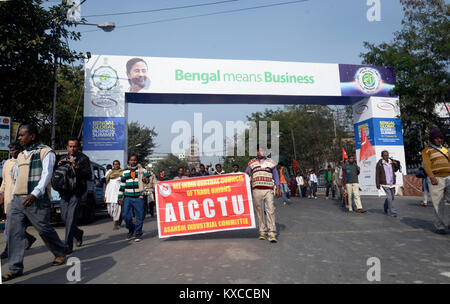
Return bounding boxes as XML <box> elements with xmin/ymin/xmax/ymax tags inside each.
<box><xmin>283</xmin><ymin>202</ymin><xmax>287</xmax><ymax>206</ymax></box>
<box><xmin>391</xmin><ymin>214</ymin><xmax>398</xmax><ymax>218</ymax></box>
<box><xmin>135</xmin><ymin>237</ymin><xmax>143</xmax><ymax>242</ymax></box>
<box><xmin>1</xmin><ymin>250</ymin><xmax>7</xmax><ymax>259</ymax></box>
<box><xmin>76</xmin><ymin>230</ymin><xmax>84</xmax><ymax>247</ymax></box>
<box><xmin>259</xmin><ymin>232</ymin><xmax>267</xmax><ymax>240</ymax></box>
<box><xmin>420</xmin><ymin>202</ymin><xmax>428</xmax><ymax>207</ymax></box>
<box><xmin>25</xmin><ymin>235</ymin><xmax>37</xmax><ymax>250</ymax></box>
<box><xmin>52</xmin><ymin>254</ymin><xmax>66</xmax><ymax>266</ymax></box>
<box><xmin>2</xmin><ymin>271</ymin><xmax>23</xmax><ymax>282</ymax></box>
<box><xmin>349</xmin><ymin>210</ymin><xmax>353</xmax><ymax>213</ymax></box>
<box><xmin>357</xmin><ymin>209</ymin><xmax>367</xmax><ymax>213</ymax></box>
<box><xmin>314</xmin><ymin>197</ymin><xmax>317</xmax><ymax>199</ymax></box>
<box><xmin>267</xmin><ymin>233</ymin><xmax>277</xmax><ymax>243</ymax></box>
<box><xmin>126</xmin><ymin>232</ymin><xmax>135</xmax><ymax>240</ymax></box>
<box><xmin>326</xmin><ymin>197</ymin><xmax>329</xmax><ymax>200</ymax></box>
<box><xmin>113</xmin><ymin>221</ymin><xmax>119</xmax><ymax>230</ymax></box>
<box><xmin>435</xmin><ymin>229</ymin><xmax>447</xmax><ymax>235</ymax></box>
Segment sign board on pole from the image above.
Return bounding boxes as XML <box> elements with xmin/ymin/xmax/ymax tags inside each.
<box><xmin>0</xmin><ymin>116</ymin><xmax>11</xmax><ymax>151</ymax></box>
<box><xmin>156</xmin><ymin>173</ymin><xmax>255</xmax><ymax>238</ymax></box>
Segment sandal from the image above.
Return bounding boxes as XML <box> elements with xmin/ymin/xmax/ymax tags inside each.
<box><xmin>2</xmin><ymin>271</ymin><xmax>23</xmax><ymax>282</ymax></box>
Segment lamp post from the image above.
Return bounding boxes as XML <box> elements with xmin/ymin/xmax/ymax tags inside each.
<box><xmin>50</xmin><ymin>21</ymin><xmax>115</xmax><ymax>149</ymax></box>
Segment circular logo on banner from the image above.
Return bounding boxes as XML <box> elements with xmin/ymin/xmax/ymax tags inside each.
<box><xmin>91</xmin><ymin>96</ymin><xmax>119</xmax><ymax>108</ymax></box>
<box><xmin>159</xmin><ymin>184</ymin><xmax>172</xmax><ymax>197</ymax></box>
<box><xmin>91</xmin><ymin>66</ymin><xmax>119</xmax><ymax>91</ymax></box>
<box><xmin>376</xmin><ymin>102</ymin><xmax>395</xmax><ymax>111</ymax></box>
<box><xmin>355</xmin><ymin>67</ymin><xmax>381</xmax><ymax>94</ymax></box>
<box><xmin>355</xmin><ymin>104</ymin><xmax>369</xmax><ymax>115</ymax></box>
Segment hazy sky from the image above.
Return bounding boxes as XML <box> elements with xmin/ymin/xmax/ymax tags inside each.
<box><xmin>64</xmin><ymin>0</ymin><xmax>404</xmax><ymax>162</ymax></box>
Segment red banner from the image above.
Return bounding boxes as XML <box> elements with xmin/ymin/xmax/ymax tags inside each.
<box><xmin>156</xmin><ymin>173</ymin><xmax>255</xmax><ymax>238</ymax></box>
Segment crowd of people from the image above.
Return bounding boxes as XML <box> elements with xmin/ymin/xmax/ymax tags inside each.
<box><xmin>0</xmin><ymin>124</ymin><xmax>448</xmax><ymax>282</ymax></box>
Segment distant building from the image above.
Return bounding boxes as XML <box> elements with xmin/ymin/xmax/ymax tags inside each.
<box><xmin>186</xmin><ymin>136</ymin><xmax>201</xmax><ymax>169</ymax></box>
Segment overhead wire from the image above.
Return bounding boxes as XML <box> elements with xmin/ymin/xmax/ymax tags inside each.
<box><xmin>81</xmin><ymin>0</ymin><xmax>308</xmax><ymax>33</ymax></box>
<box><xmin>84</xmin><ymin>0</ymin><xmax>240</xmax><ymax>18</ymax></box>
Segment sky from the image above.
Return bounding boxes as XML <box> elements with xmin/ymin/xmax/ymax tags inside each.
<box><xmin>60</xmin><ymin>0</ymin><xmax>405</xmax><ymax>162</ymax></box>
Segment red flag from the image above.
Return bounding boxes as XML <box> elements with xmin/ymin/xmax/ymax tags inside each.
<box><xmin>293</xmin><ymin>159</ymin><xmax>299</xmax><ymax>173</ymax></box>
<box><xmin>342</xmin><ymin>148</ymin><xmax>348</xmax><ymax>160</ymax></box>
<box><xmin>359</xmin><ymin>127</ymin><xmax>375</xmax><ymax>161</ymax></box>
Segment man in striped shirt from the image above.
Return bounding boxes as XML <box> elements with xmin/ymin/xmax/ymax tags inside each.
<box><xmin>422</xmin><ymin>128</ymin><xmax>450</xmax><ymax>235</ymax></box>
<box><xmin>245</xmin><ymin>147</ymin><xmax>281</xmax><ymax>243</ymax></box>
<box><xmin>118</xmin><ymin>154</ymin><xmax>150</xmax><ymax>242</ymax></box>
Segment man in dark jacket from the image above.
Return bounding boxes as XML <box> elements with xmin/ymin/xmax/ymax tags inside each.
<box><xmin>342</xmin><ymin>155</ymin><xmax>366</xmax><ymax>213</ymax></box>
<box><xmin>376</xmin><ymin>150</ymin><xmax>401</xmax><ymax>217</ymax></box>
<box><xmin>58</xmin><ymin>137</ymin><xmax>92</xmax><ymax>254</ymax></box>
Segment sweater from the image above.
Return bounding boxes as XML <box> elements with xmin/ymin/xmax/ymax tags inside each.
<box><xmin>118</xmin><ymin>167</ymin><xmax>150</xmax><ymax>198</ymax></box>
<box><xmin>0</xmin><ymin>158</ymin><xmax>17</xmax><ymax>213</ymax></box>
<box><xmin>422</xmin><ymin>146</ymin><xmax>450</xmax><ymax>178</ymax></box>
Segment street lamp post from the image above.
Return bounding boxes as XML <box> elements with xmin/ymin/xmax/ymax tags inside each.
<box><xmin>50</xmin><ymin>21</ymin><xmax>114</xmax><ymax>149</ymax></box>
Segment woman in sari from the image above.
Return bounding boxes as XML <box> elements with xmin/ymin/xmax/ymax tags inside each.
<box><xmin>105</xmin><ymin>160</ymin><xmax>124</xmax><ymax>230</ymax></box>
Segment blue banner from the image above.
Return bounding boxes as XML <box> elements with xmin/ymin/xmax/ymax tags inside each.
<box><xmin>355</xmin><ymin>118</ymin><xmax>403</xmax><ymax>149</ymax></box>
<box><xmin>83</xmin><ymin>117</ymin><xmax>125</xmax><ymax>151</ymax></box>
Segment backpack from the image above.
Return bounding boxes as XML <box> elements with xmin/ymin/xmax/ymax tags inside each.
<box><xmin>51</xmin><ymin>160</ymin><xmax>77</xmax><ymax>192</ymax></box>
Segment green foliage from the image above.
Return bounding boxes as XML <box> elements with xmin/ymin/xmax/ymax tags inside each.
<box><xmin>361</xmin><ymin>0</ymin><xmax>449</xmax><ymax>163</ymax></box>
<box><xmin>153</xmin><ymin>154</ymin><xmax>189</xmax><ymax>180</ymax></box>
<box><xmin>0</xmin><ymin>0</ymin><xmax>83</xmax><ymax>141</ymax></box>
<box><xmin>127</xmin><ymin>121</ymin><xmax>158</xmax><ymax>165</ymax></box>
<box><xmin>222</xmin><ymin>105</ymin><xmax>354</xmax><ymax>171</ymax></box>
<box><xmin>40</xmin><ymin>64</ymin><xmax>84</xmax><ymax>149</ymax></box>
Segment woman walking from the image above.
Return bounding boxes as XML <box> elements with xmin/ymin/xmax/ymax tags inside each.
<box><xmin>105</xmin><ymin>160</ymin><xmax>124</xmax><ymax>230</ymax></box>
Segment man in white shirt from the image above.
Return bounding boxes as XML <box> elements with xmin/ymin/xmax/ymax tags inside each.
<box><xmin>295</xmin><ymin>172</ymin><xmax>304</xmax><ymax>198</ymax></box>
<box><xmin>2</xmin><ymin>125</ymin><xmax>66</xmax><ymax>282</ymax></box>
<box><xmin>309</xmin><ymin>169</ymin><xmax>318</xmax><ymax>199</ymax></box>
<box><xmin>214</xmin><ymin>164</ymin><xmax>226</xmax><ymax>175</ymax></box>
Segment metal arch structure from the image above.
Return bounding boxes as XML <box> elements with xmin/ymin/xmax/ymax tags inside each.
<box><xmin>83</xmin><ymin>55</ymin><xmax>405</xmax><ymax>195</ymax></box>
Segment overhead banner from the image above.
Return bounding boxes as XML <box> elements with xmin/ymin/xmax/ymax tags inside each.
<box><xmin>83</xmin><ymin>55</ymin><xmax>397</xmax><ymax>166</ymax></box>
<box><xmin>155</xmin><ymin>173</ymin><xmax>255</xmax><ymax>238</ymax></box>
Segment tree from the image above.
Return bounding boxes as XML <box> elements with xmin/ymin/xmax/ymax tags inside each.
<box><xmin>0</xmin><ymin>0</ymin><xmax>83</xmax><ymax>134</ymax></box>
<box><xmin>153</xmin><ymin>154</ymin><xmax>189</xmax><ymax>180</ymax></box>
<box><xmin>221</xmin><ymin>105</ymin><xmax>353</xmax><ymax>172</ymax></box>
<box><xmin>360</xmin><ymin>0</ymin><xmax>449</xmax><ymax>164</ymax></box>
<box><xmin>127</xmin><ymin>121</ymin><xmax>158</xmax><ymax>165</ymax></box>
<box><xmin>39</xmin><ymin>64</ymin><xmax>84</xmax><ymax>149</ymax></box>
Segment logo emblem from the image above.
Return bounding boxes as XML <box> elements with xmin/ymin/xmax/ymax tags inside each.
<box><xmin>355</xmin><ymin>67</ymin><xmax>381</xmax><ymax>94</ymax></box>
<box><xmin>91</xmin><ymin>96</ymin><xmax>119</xmax><ymax>108</ymax></box>
<box><xmin>355</xmin><ymin>104</ymin><xmax>369</xmax><ymax>115</ymax></box>
<box><xmin>377</xmin><ymin>102</ymin><xmax>395</xmax><ymax>111</ymax></box>
<box><xmin>91</xmin><ymin>65</ymin><xmax>119</xmax><ymax>91</ymax></box>
<box><xmin>159</xmin><ymin>184</ymin><xmax>172</xmax><ymax>197</ymax></box>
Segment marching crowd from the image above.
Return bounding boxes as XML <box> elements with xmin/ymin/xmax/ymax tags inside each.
<box><xmin>0</xmin><ymin>124</ymin><xmax>448</xmax><ymax>282</ymax></box>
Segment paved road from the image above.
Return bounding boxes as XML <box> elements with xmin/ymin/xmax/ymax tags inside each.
<box><xmin>1</xmin><ymin>194</ymin><xmax>449</xmax><ymax>284</ymax></box>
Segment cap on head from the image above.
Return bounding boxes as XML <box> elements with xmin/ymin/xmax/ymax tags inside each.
<box><xmin>429</xmin><ymin>128</ymin><xmax>444</xmax><ymax>141</ymax></box>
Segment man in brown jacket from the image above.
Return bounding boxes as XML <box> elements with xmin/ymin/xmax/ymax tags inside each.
<box><xmin>375</xmin><ymin>150</ymin><xmax>401</xmax><ymax>217</ymax></box>
<box><xmin>422</xmin><ymin>128</ymin><xmax>450</xmax><ymax>234</ymax></box>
